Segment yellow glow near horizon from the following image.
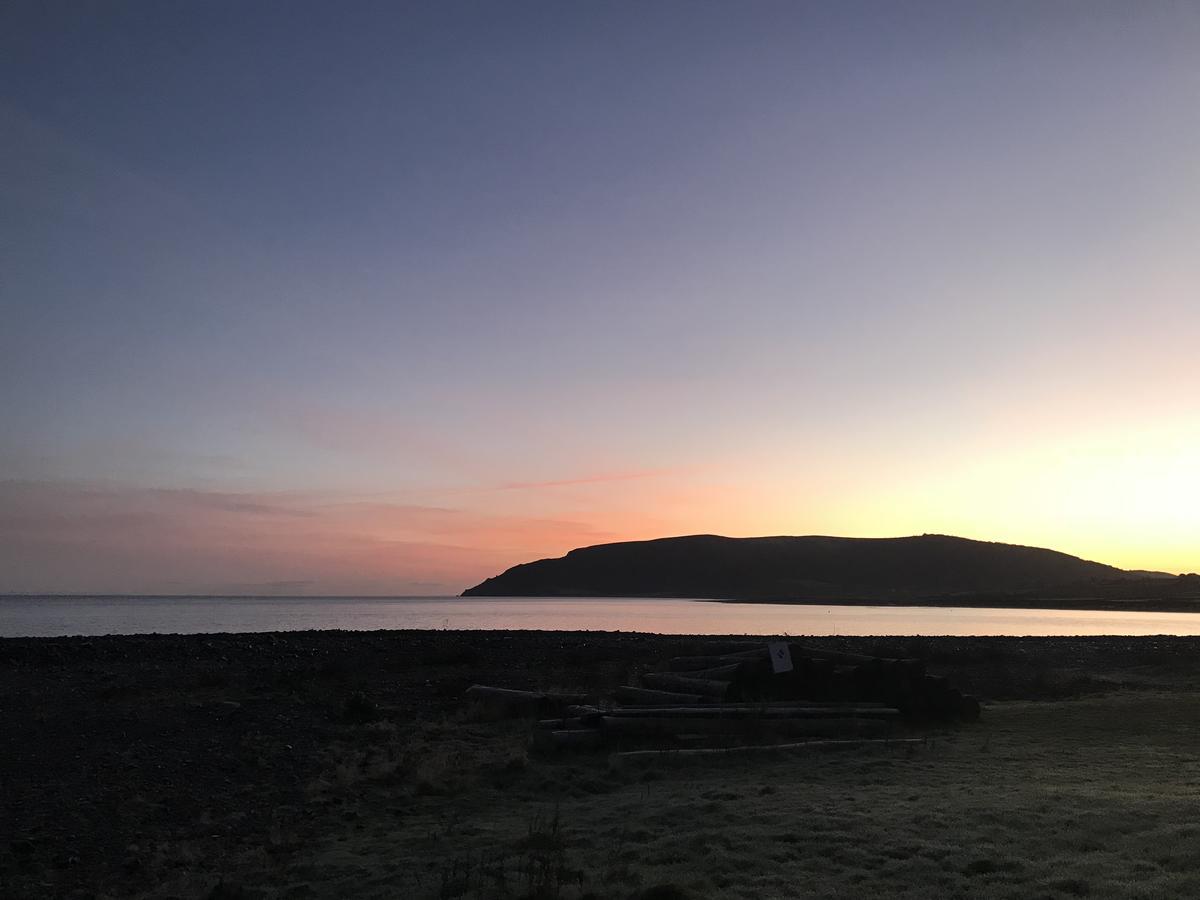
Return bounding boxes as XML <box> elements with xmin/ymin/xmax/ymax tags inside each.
<box><xmin>727</xmin><ymin>420</ymin><xmax>1200</xmax><ymax>575</ymax></box>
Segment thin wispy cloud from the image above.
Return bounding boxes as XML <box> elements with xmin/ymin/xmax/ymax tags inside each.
<box><xmin>3</xmin><ymin>2</ymin><xmax>1198</xmax><ymax>587</ymax></box>
<box><xmin>495</xmin><ymin>468</ymin><xmax>672</xmax><ymax>491</ymax></box>
<box><xmin>0</xmin><ymin>480</ymin><xmax>622</xmax><ymax>594</ymax></box>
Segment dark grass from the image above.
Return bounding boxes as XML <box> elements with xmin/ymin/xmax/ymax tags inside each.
<box><xmin>6</xmin><ymin>631</ymin><xmax>1200</xmax><ymax>897</ymax></box>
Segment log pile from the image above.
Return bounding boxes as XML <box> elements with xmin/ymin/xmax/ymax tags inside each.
<box><xmin>639</xmin><ymin>642</ymin><xmax>981</xmax><ymax>721</ymax></box>
<box><xmin>462</xmin><ymin>684</ymin><xmax>588</xmax><ymax>717</ymax></box>
<box><xmin>463</xmin><ymin>638</ymin><xmax>979</xmax><ymax>758</ymax></box>
<box><xmin>465</xmin><ymin>641</ymin><xmax>979</xmax><ymax>756</ymax></box>
<box><xmin>528</xmin><ymin>704</ymin><xmax>901</xmax><ymax>754</ymax></box>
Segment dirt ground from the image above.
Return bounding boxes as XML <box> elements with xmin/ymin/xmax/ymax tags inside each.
<box><xmin>5</xmin><ymin>631</ymin><xmax>1200</xmax><ymax>899</ymax></box>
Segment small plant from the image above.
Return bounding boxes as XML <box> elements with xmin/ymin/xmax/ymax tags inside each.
<box><xmin>513</xmin><ymin>805</ymin><xmax>584</xmax><ymax>899</ymax></box>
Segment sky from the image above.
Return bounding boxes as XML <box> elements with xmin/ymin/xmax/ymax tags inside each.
<box><xmin>2</xmin><ymin>1</ymin><xmax>1198</xmax><ymax>594</ymax></box>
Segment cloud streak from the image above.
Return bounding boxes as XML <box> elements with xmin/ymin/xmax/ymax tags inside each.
<box><xmin>0</xmin><ymin>480</ymin><xmax>622</xmax><ymax>595</ymax></box>
<box><xmin>494</xmin><ymin>468</ymin><xmax>672</xmax><ymax>491</ymax></box>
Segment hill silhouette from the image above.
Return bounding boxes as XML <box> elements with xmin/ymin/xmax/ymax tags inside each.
<box><xmin>461</xmin><ymin>534</ymin><xmax>1130</xmax><ymax>602</ymax></box>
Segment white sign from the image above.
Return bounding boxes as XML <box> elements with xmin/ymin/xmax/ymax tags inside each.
<box><xmin>767</xmin><ymin>641</ymin><xmax>793</xmax><ymax>674</ymax></box>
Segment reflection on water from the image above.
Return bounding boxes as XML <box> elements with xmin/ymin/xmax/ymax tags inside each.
<box><xmin>4</xmin><ymin>595</ymin><xmax>1200</xmax><ymax>637</ymax></box>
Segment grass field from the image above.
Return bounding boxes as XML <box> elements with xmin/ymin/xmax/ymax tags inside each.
<box><xmin>230</xmin><ymin>692</ymin><xmax>1200</xmax><ymax>900</ymax></box>
<box><xmin>6</xmin><ymin>632</ymin><xmax>1200</xmax><ymax>899</ymax></box>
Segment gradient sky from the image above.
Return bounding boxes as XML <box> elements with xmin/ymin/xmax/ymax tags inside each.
<box><xmin>3</xmin><ymin>2</ymin><xmax>1199</xmax><ymax>594</ymax></box>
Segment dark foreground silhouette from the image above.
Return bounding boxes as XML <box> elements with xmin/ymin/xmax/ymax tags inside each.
<box><xmin>463</xmin><ymin>533</ymin><xmax>1199</xmax><ymax>609</ymax></box>
<box><xmin>6</xmin><ymin>630</ymin><xmax>1200</xmax><ymax>897</ymax></box>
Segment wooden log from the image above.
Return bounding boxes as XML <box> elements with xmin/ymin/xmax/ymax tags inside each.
<box><xmin>610</xmin><ymin>737</ymin><xmax>922</xmax><ymax>764</ymax></box>
<box><xmin>723</xmin><ymin>646</ymin><xmax>769</xmax><ymax>659</ymax></box>
<box><xmin>600</xmin><ymin>706</ymin><xmax>901</xmax><ymax>719</ymax></box>
<box><xmin>728</xmin><ymin>661</ymin><xmax>823</xmax><ymax>703</ymax></box>
<box><xmin>614</xmin><ymin>700</ymin><xmax>889</xmax><ymax>711</ymax></box>
<box><xmin>828</xmin><ymin>664</ymin><xmax>862</xmax><ymax>700</ymax></box>
<box><xmin>667</xmin><ymin>656</ymin><xmax>728</xmax><ymax>671</ymax></box>
<box><xmin>789</xmin><ymin>648</ymin><xmax>926</xmax><ymax>680</ymax></box>
<box><xmin>878</xmin><ymin>676</ymin><xmax>916</xmax><ymax>712</ymax></box>
<box><xmin>536</xmin><ymin>717</ymin><xmax>590</xmax><ymax>730</ymax></box>
<box><xmin>615</xmin><ymin>686</ymin><xmax>705</xmax><ymax>706</ymax></box>
<box><xmin>807</xmin><ymin>661</ymin><xmax>891</xmax><ymax>704</ymax></box>
<box><xmin>798</xmin><ymin>658</ymin><xmax>834</xmax><ymax>697</ymax></box>
<box><xmin>790</xmin><ymin>646</ymin><xmax>885</xmax><ymax>671</ymax></box>
<box><xmin>464</xmin><ymin>684</ymin><xmax>586</xmax><ymax>717</ymax></box>
<box><xmin>533</xmin><ymin>729</ymin><xmax>603</xmax><ymax>752</ymax></box>
<box><xmin>918</xmin><ymin>675</ymin><xmax>953</xmax><ymax>702</ymax></box>
<box><xmin>679</xmin><ymin>699</ymin><xmax>891</xmax><ymax>709</ymax></box>
<box><xmin>564</xmin><ymin>704</ymin><xmax>605</xmax><ymax>718</ymax></box>
<box><xmin>599</xmin><ymin>716</ymin><xmax>889</xmax><ymax>738</ymax></box>
<box><xmin>693</xmin><ymin>641</ymin><xmax>768</xmax><ymax>656</ymax></box>
<box><xmin>641</xmin><ymin>673</ymin><xmax>730</xmax><ymax>700</ymax></box>
<box><xmin>667</xmin><ymin>655</ymin><xmax>762</xmax><ymax>672</ymax></box>
<box><xmin>465</xmin><ymin>684</ymin><xmax>547</xmax><ymax>715</ymax></box>
<box><xmin>793</xmin><ymin>650</ymin><xmax>931</xmax><ymax>700</ymax></box>
<box><xmin>892</xmin><ymin>658</ymin><xmax>926</xmax><ymax>680</ymax></box>
<box><xmin>912</xmin><ymin>675</ymin><xmax>962</xmax><ymax>720</ymax></box>
<box><xmin>682</xmin><ymin>663</ymin><xmax>745</xmax><ymax>682</ymax></box>
<box><xmin>935</xmin><ymin>687</ymin><xmax>964</xmax><ymax>718</ymax></box>
<box><xmin>921</xmin><ymin>674</ymin><xmax>949</xmax><ymax>691</ymax></box>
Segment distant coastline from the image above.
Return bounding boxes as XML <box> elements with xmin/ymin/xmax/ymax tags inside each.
<box><xmin>712</xmin><ymin>592</ymin><xmax>1200</xmax><ymax>615</ymax></box>
<box><xmin>464</xmin><ymin>533</ymin><xmax>1199</xmax><ymax>614</ymax></box>
<box><xmin>6</xmin><ymin>588</ymin><xmax>1199</xmax><ymax>619</ymax></box>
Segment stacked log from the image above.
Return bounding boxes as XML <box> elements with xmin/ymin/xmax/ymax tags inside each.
<box><xmin>615</xmin><ymin>642</ymin><xmax>978</xmax><ymax>722</ymax></box>
<box><xmin>598</xmin><ymin>714</ymin><xmax>891</xmax><ymax>739</ymax></box>
<box><xmin>530</xmin><ymin>702</ymin><xmax>899</xmax><ymax>751</ymax></box>
<box><xmin>469</xmin><ymin>641</ymin><xmax>978</xmax><ymax>755</ymax></box>
<box><xmin>600</xmin><ymin>709</ymin><xmax>885</xmax><ymax>727</ymax></box>
<box><xmin>463</xmin><ymin>684</ymin><xmax>588</xmax><ymax>717</ymax></box>
<box><xmin>614</xmin><ymin>686</ymin><xmax>703</xmax><ymax>705</ymax></box>
<box><xmin>639</xmin><ymin>673</ymin><xmax>733</xmax><ymax>700</ymax></box>
<box><xmin>532</xmin><ymin>728</ymin><xmax>603</xmax><ymax>752</ymax></box>
<box><xmin>611</xmin><ymin>737</ymin><xmax>924</xmax><ymax>765</ymax></box>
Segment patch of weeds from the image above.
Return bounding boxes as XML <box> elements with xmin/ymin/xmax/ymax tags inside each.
<box><xmin>599</xmin><ymin>825</ymin><xmax>640</xmax><ymax>889</ymax></box>
<box><xmin>340</xmin><ymin>691</ymin><xmax>381</xmax><ymax>723</ymax></box>
<box><xmin>436</xmin><ymin>850</ymin><xmax>513</xmax><ymax>899</ymax></box>
<box><xmin>512</xmin><ymin>806</ymin><xmax>585</xmax><ymax>899</ymax></box>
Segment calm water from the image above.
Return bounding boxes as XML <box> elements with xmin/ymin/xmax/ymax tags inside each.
<box><xmin>3</xmin><ymin>595</ymin><xmax>1200</xmax><ymax>638</ymax></box>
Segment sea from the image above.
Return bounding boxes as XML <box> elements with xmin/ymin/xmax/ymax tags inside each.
<box><xmin>3</xmin><ymin>595</ymin><xmax>1200</xmax><ymax>638</ymax></box>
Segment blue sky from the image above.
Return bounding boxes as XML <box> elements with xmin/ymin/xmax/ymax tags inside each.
<box><xmin>3</xmin><ymin>2</ymin><xmax>1199</xmax><ymax>592</ymax></box>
